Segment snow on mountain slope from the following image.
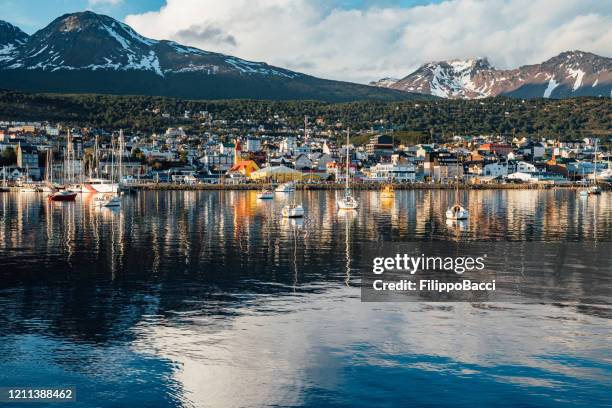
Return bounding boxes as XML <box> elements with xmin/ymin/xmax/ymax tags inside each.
<box><xmin>372</xmin><ymin>51</ymin><xmax>611</xmax><ymax>99</ymax></box>
<box><xmin>0</xmin><ymin>11</ymin><xmax>301</xmax><ymax>79</ymax></box>
<box><xmin>0</xmin><ymin>20</ymin><xmax>29</xmax><ymax>63</ymax></box>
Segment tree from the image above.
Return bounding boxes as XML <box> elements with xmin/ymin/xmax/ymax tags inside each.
<box><xmin>0</xmin><ymin>147</ymin><xmax>16</xmax><ymax>166</ymax></box>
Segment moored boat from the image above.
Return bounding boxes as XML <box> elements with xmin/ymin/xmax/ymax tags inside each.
<box><xmin>381</xmin><ymin>184</ymin><xmax>395</xmax><ymax>198</ymax></box>
<box><xmin>275</xmin><ymin>182</ymin><xmax>296</xmax><ymax>193</ymax></box>
<box><xmin>337</xmin><ymin>128</ymin><xmax>358</xmax><ymax>211</ymax></box>
<box><xmin>48</xmin><ymin>191</ymin><xmax>77</xmax><ymax>201</ymax></box>
<box><xmin>282</xmin><ymin>203</ymin><xmax>304</xmax><ymax>218</ymax></box>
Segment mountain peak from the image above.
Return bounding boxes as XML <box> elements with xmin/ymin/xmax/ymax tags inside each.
<box><xmin>0</xmin><ymin>20</ymin><xmax>29</xmax><ymax>47</ymax></box>
<box><xmin>372</xmin><ymin>51</ymin><xmax>611</xmax><ymax>99</ymax></box>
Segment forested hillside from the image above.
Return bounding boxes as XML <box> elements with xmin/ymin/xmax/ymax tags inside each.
<box><xmin>0</xmin><ymin>91</ymin><xmax>609</xmax><ymax>141</ymax></box>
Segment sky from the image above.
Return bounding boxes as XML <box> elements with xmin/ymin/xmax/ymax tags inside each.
<box><xmin>2</xmin><ymin>0</ymin><xmax>611</xmax><ymax>83</ymax></box>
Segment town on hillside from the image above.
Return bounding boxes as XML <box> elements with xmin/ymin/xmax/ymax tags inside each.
<box><xmin>1</xmin><ymin>116</ymin><xmax>611</xmax><ymax>189</ymax></box>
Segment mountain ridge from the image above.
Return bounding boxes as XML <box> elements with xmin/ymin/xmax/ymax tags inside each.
<box><xmin>371</xmin><ymin>51</ymin><xmax>611</xmax><ymax>99</ymax></box>
<box><xmin>0</xmin><ymin>12</ymin><xmax>421</xmax><ymax>102</ymax></box>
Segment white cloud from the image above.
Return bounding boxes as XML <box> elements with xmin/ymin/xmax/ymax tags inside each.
<box><xmin>125</xmin><ymin>0</ymin><xmax>612</xmax><ymax>83</ymax></box>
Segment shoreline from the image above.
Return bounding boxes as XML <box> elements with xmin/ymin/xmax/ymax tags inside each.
<box><xmin>126</xmin><ymin>182</ymin><xmax>611</xmax><ymax>191</ymax></box>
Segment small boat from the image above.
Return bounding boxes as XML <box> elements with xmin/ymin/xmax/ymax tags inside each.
<box><xmin>381</xmin><ymin>184</ymin><xmax>395</xmax><ymax>198</ymax></box>
<box><xmin>257</xmin><ymin>188</ymin><xmax>275</xmax><ymax>199</ymax></box>
<box><xmin>588</xmin><ymin>185</ymin><xmax>602</xmax><ymax>195</ymax></box>
<box><xmin>48</xmin><ymin>191</ymin><xmax>77</xmax><ymax>202</ymax></box>
<box><xmin>446</xmin><ymin>204</ymin><xmax>469</xmax><ymax>220</ymax></box>
<box><xmin>282</xmin><ymin>203</ymin><xmax>304</xmax><ymax>218</ymax></box>
<box><xmin>337</xmin><ymin>128</ymin><xmax>359</xmax><ymax>211</ymax></box>
<box><xmin>94</xmin><ymin>194</ymin><xmax>121</xmax><ymax>207</ymax></box>
<box><xmin>18</xmin><ymin>185</ymin><xmax>38</xmax><ymax>193</ymax></box>
<box><xmin>446</xmin><ymin>158</ymin><xmax>469</xmax><ymax>220</ymax></box>
<box><xmin>275</xmin><ymin>182</ymin><xmax>296</xmax><ymax>193</ymax></box>
<box><xmin>587</xmin><ymin>139</ymin><xmax>602</xmax><ymax>196</ymax></box>
<box><xmin>338</xmin><ymin>195</ymin><xmax>359</xmax><ymax>210</ymax></box>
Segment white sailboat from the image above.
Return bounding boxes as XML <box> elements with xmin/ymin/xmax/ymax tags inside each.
<box><xmin>1</xmin><ymin>166</ymin><xmax>9</xmax><ymax>192</ymax></box>
<box><xmin>93</xmin><ymin>133</ymin><xmax>121</xmax><ymax>207</ymax></box>
<box><xmin>257</xmin><ymin>148</ymin><xmax>274</xmax><ymax>199</ymax></box>
<box><xmin>337</xmin><ymin>128</ymin><xmax>358</xmax><ymax>210</ymax></box>
<box><xmin>446</xmin><ymin>157</ymin><xmax>469</xmax><ymax>220</ymax></box>
<box><xmin>588</xmin><ymin>139</ymin><xmax>602</xmax><ymax>195</ymax></box>
<box><xmin>282</xmin><ymin>185</ymin><xmax>304</xmax><ymax>218</ymax></box>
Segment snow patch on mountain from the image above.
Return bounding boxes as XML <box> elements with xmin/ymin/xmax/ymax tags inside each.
<box><xmin>566</xmin><ymin>68</ymin><xmax>585</xmax><ymax>91</ymax></box>
<box><xmin>543</xmin><ymin>78</ymin><xmax>559</xmax><ymax>98</ymax></box>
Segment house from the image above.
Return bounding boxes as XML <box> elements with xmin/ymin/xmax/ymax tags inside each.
<box><xmin>478</xmin><ymin>143</ymin><xmax>513</xmax><ymax>156</ymax></box>
<box><xmin>228</xmin><ymin>160</ymin><xmax>260</xmax><ymax>178</ymax></box>
<box><xmin>294</xmin><ymin>154</ymin><xmax>314</xmax><ymax>170</ymax></box>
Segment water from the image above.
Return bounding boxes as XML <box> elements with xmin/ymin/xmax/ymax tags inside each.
<box><xmin>0</xmin><ymin>190</ymin><xmax>610</xmax><ymax>407</ymax></box>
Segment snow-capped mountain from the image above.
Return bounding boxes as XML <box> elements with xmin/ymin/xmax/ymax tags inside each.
<box><xmin>368</xmin><ymin>77</ymin><xmax>400</xmax><ymax>88</ymax></box>
<box><xmin>0</xmin><ymin>12</ymin><xmax>416</xmax><ymax>102</ymax></box>
<box><xmin>371</xmin><ymin>51</ymin><xmax>611</xmax><ymax>99</ymax></box>
<box><xmin>0</xmin><ymin>20</ymin><xmax>29</xmax><ymax>63</ymax></box>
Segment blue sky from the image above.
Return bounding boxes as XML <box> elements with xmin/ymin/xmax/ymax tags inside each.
<box><xmin>1</xmin><ymin>0</ymin><xmax>442</xmax><ymax>33</ymax></box>
<box><xmin>0</xmin><ymin>0</ymin><xmax>165</xmax><ymax>33</ymax></box>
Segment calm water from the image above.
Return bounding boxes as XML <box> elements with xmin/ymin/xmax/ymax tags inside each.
<box><xmin>0</xmin><ymin>190</ymin><xmax>611</xmax><ymax>407</ymax></box>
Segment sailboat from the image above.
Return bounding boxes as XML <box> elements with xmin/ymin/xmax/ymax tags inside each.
<box><xmin>48</xmin><ymin>148</ymin><xmax>77</xmax><ymax>202</ymax></box>
<box><xmin>446</xmin><ymin>156</ymin><xmax>469</xmax><ymax>220</ymax></box>
<box><xmin>1</xmin><ymin>166</ymin><xmax>9</xmax><ymax>192</ymax></box>
<box><xmin>588</xmin><ymin>139</ymin><xmax>602</xmax><ymax>195</ymax></box>
<box><xmin>93</xmin><ymin>133</ymin><xmax>121</xmax><ymax>207</ymax></box>
<box><xmin>337</xmin><ymin>128</ymin><xmax>358</xmax><ymax>210</ymax></box>
<box><xmin>282</xmin><ymin>185</ymin><xmax>304</xmax><ymax>218</ymax></box>
<box><xmin>257</xmin><ymin>148</ymin><xmax>274</xmax><ymax>199</ymax></box>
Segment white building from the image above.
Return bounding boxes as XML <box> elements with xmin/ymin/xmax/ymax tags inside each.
<box><xmin>279</xmin><ymin>137</ymin><xmax>297</xmax><ymax>154</ymax></box>
<box><xmin>368</xmin><ymin>162</ymin><xmax>416</xmax><ymax>182</ymax></box>
<box><xmin>245</xmin><ymin>138</ymin><xmax>261</xmax><ymax>152</ymax></box>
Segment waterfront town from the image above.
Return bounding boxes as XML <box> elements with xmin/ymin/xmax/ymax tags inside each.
<box><xmin>0</xmin><ymin>115</ymin><xmax>611</xmax><ymax>190</ymax></box>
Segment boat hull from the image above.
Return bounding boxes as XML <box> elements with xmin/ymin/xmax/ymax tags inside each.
<box><xmin>337</xmin><ymin>196</ymin><xmax>359</xmax><ymax>210</ymax></box>
<box><xmin>49</xmin><ymin>192</ymin><xmax>77</xmax><ymax>202</ymax></box>
<box><xmin>282</xmin><ymin>205</ymin><xmax>304</xmax><ymax>218</ymax></box>
<box><xmin>446</xmin><ymin>205</ymin><xmax>469</xmax><ymax>220</ymax></box>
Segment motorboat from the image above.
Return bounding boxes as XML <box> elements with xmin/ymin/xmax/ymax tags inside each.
<box><xmin>381</xmin><ymin>184</ymin><xmax>395</xmax><ymax>198</ymax></box>
<box><xmin>275</xmin><ymin>182</ymin><xmax>296</xmax><ymax>193</ymax></box>
<box><xmin>48</xmin><ymin>191</ymin><xmax>77</xmax><ymax>202</ymax></box>
<box><xmin>257</xmin><ymin>188</ymin><xmax>275</xmax><ymax>199</ymax></box>
<box><xmin>94</xmin><ymin>194</ymin><xmax>121</xmax><ymax>207</ymax></box>
<box><xmin>282</xmin><ymin>203</ymin><xmax>304</xmax><ymax>218</ymax></box>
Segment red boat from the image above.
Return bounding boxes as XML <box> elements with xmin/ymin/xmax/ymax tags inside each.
<box><xmin>48</xmin><ymin>191</ymin><xmax>77</xmax><ymax>201</ymax></box>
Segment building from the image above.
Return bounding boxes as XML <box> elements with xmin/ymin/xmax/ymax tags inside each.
<box><xmin>245</xmin><ymin>138</ymin><xmax>261</xmax><ymax>152</ymax></box>
<box><xmin>366</xmin><ymin>135</ymin><xmax>394</xmax><ymax>158</ymax></box>
<box><xmin>423</xmin><ymin>152</ymin><xmax>463</xmax><ymax>182</ymax></box>
<box><xmin>16</xmin><ymin>143</ymin><xmax>39</xmax><ymax>171</ymax></box>
<box><xmin>368</xmin><ymin>162</ymin><xmax>416</xmax><ymax>182</ymax></box>
<box><xmin>478</xmin><ymin>143</ymin><xmax>513</xmax><ymax>156</ymax></box>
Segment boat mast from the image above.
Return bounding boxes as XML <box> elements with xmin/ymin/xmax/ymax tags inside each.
<box><xmin>593</xmin><ymin>138</ymin><xmax>598</xmax><ymax>186</ymax></box>
<box><xmin>345</xmin><ymin>128</ymin><xmax>350</xmax><ymax>195</ymax></box>
<box><xmin>118</xmin><ymin>129</ymin><xmax>124</xmax><ymax>185</ymax></box>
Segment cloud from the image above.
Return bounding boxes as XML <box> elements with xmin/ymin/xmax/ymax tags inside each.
<box><xmin>175</xmin><ymin>25</ymin><xmax>237</xmax><ymax>46</ymax></box>
<box><xmin>125</xmin><ymin>0</ymin><xmax>612</xmax><ymax>83</ymax></box>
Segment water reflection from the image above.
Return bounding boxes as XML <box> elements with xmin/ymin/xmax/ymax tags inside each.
<box><xmin>0</xmin><ymin>190</ymin><xmax>610</xmax><ymax>407</ymax></box>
